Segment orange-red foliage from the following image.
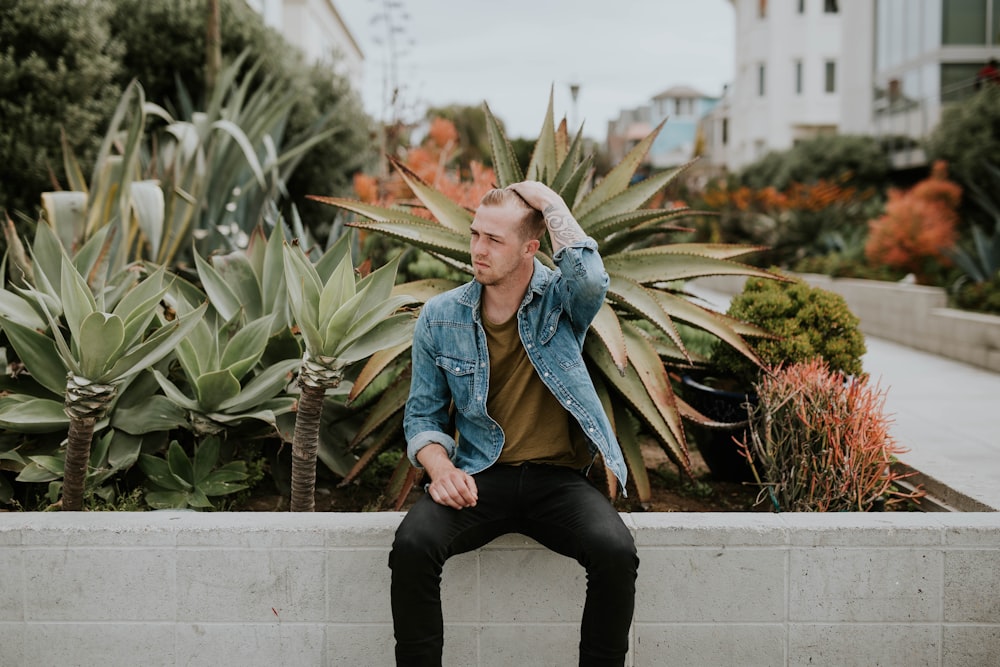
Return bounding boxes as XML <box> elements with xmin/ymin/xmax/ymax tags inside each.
<box><xmin>352</xmin><ymin>117</ymin><xmax>496</xmax><ymax>219</ymax></box>
<box><xmin>701</xmin><ymin>177</ymin><xmax>865</xmax><ymax>214</ymax></box>
<box><xmin>864</xmin><ymin>160</ymin><xmax>960</xmax><ymax>281</ymax></box>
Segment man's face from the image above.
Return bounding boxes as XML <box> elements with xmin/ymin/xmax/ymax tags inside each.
<box><xmin>468</xmin><ymin>203</ymin><xmax>533</xmax><ymax>287</ymax></box>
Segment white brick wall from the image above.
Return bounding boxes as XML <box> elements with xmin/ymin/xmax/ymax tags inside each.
<box><xmin>1</xmin><ymin>512</ymin><xmax>998</xmax><ymax>666</ymax></box>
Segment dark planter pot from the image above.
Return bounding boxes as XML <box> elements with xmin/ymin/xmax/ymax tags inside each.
<box><xmin>680</xmin><ymin>375</ymin><xmax>758</xmax><ymax>483</ymax></box>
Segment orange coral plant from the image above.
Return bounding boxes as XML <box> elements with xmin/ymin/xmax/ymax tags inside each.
<box><xmin>353</xmin><ymin>117</ymin><xmax>496</xmax><ymax>217</ymax></box>
<box><xmin>864</xmin><ymin>160</ymin><xmax>960</xmax><ymax>282</ymax></box>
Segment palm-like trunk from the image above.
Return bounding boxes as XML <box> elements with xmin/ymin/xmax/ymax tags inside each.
<box><xmin>62</xmin><ymin>417</ymin><xmax>96</xmax><ymax>511</ymax></box>
<box><xmin>61</xmin><ymin>374</ymin><xmax>117</xmax><ymax>511</ymax></box>
<box><xmin>290</xmin><ymin>383</ymin><xmax>327</xmax><ymax>511</ymax></box>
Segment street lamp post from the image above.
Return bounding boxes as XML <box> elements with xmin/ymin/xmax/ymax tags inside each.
<box><xmin>569</xmin><ymin>82</ymin><xmax>580</xmax><ymax>129</ymax></box>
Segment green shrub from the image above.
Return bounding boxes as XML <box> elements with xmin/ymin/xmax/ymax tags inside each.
<box><xmin>0</xmin><ymin>0</ymin><xmax>123</xmax><ymax>219</ymax></box>
<box><xmin>739</xmin><ymin>134</ymin><xmax>891</xmax><ymax>192</ymax></box>
<box><xmin>710</xmin><ymin>276</ymin><xmax>866</xmax><ymax>387</ymax></box>
<box><xmin>952</xmin><ymin>274</ymin><xmax>1000</xmax><ymax>315</ymax></box>
<box><xmin>0</xmin><ymin>0</ymin><xmax>374</xmax><ymax>236</ymax></box>
<box><xmin>926</xmin><ymin>86</ymin><xmax>1000</xmax><ymax>189</ymax></box>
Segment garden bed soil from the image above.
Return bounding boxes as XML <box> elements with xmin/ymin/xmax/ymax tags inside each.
<box><xmin>234</xmin><ymin>442</ymin><xmax>763</xmax><ymax>513</ymax></box>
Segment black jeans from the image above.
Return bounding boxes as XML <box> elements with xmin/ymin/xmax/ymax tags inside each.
<box><xmin>388</xmin><ymin>463</ymin><xmax>638</xmax><ymax>667</ymax></box>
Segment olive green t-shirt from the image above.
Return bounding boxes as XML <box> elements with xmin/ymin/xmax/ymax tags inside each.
<box><xmin>482</xmin><ymin>312</ymin><xmax>591</xmax><ymax>468</ymax></box>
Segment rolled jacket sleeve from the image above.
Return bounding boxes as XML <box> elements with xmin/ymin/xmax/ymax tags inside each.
<box><xmin>551</xmin><ymin>237</ymin><xmax>609</xmax><ymax>333</ymax></box>
<box><xmin>402</xmin><ymin>307</ymin><xmax>458</xmax><ymax>467</ymax></box>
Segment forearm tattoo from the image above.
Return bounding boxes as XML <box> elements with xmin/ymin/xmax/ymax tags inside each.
<box><xmin>543</xmin><ymin>204</ymin><xmax>585</xmax><ymax>248</ymax></box>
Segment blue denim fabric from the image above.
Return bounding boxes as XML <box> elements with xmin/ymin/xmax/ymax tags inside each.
<box><xmin>402</xmin><ymin>238</ymin><xmax>628</xmax><ymax>493</ymax></box>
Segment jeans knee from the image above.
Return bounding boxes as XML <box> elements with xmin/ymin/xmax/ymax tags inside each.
<box><xmin>589</xmin><ymin>531</ymin><xmax>638</xmax><ymax>577</ymax></box>
<box><xmin>389</xmin><ymin>518</ymin><xmax>450</xmax><ymax>576</ymax></box>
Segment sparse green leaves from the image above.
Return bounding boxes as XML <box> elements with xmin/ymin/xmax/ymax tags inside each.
<box><xmin>139</xmin><ymin>438</ymin><xmax>248</xmax><ymax>510</ymax></box>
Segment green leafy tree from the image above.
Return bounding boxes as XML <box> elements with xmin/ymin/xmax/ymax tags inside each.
<box><xmin>106</xmin><ymin>0</ymin><xmax>375</xmax><ymax>229</ymax></box>
<box><xmin>0</xmin><ymin>0</ymin><xmax>123</xmax><ymax>220</ymax></box>
<box><xmin>926</xmin><ymin>86</ymin><xmax>1000</xmax><ymax>189</ymax></box>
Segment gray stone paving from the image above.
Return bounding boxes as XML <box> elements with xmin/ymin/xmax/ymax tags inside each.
<box><xmin>863</xmin><ymin>336</ymin><xmax>1000</xmax><ymax>510</ymax></box>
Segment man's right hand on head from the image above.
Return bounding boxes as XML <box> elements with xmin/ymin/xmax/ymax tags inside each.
<box><xmin>416</xmin><ymin>444</ymin><xmax>479</xmax><ymax>509</ymax></box>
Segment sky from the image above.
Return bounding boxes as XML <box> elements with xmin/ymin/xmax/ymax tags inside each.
<box><xmin>336</xmin><ymin>0</ymin><xmax>735</xmax><ymax>140</ymax></box>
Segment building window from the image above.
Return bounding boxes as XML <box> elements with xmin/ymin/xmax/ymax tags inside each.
<box><xmin>941</xmin><ymin>62</ymin><xmax>984</xmax><ymax>102</ymax></box>
<box><xmin>825</xmin><ymin>60</ymin><xmax>836</xmax><ymax>92</ymax></box>
<box><xmin>759</xmin><ymin>0</ymin><xmax>767</xmax><ymax>19</ymax></box>
<box><xmin>942</xmin><ymin>0</ymin><xmax>987</xmax><ymax>44</ymax></box>
<box><xmin>824</xmin><ymin>0</ymin><xmax>838</xmax><ymax>13</ymax></box>
<box><xmin>758</xmin><ymin>64</ymin><xmax>766</xmax><ymax>96</ymax></box>
<box><xmin>995</xmin><ymin>0</ymin><xmax>1000</xmax><ymax>44</ymax></box>
<box><xmin>721</xmin><ymin>118</ymin><xmax>729</xmax><ymax>146</ymax></box>
<box><xmin>795</xmin><ymin>60</ymin><xmax>803</xmax><ymax>94</ymax></box>
<box><xmin>798</xmin><ymin>0</ymin><xmax>806</xmax><ymax>13</ymax></box>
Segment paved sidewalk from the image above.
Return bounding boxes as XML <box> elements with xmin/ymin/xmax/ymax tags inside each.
<box><xmin>687</xmin><ymin>283</ymin><xmax>1000</xmax><ymax>510</ymax></box>
<box><xmin>862</xmin><ymin>337</ymin><xmax>1000</xmax><ymax>510</ymax></box>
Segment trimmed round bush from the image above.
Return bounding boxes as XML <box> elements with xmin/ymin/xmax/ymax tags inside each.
<box><xmin>710</xmin><ymin>276</ymin><xmax>866</xmax><ymax>387</ymax></box>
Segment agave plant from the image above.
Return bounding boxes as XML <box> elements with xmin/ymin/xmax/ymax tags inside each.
<box><xmin>310</xmin><ymin>95</ymin><xmax>777</xmax><ymax>503</ymax></box>
<box><xmin>0</xmin><ymin>231</ymin><xmax>205</xmax><ymax>510</ymax></box>
<box><xmin>283</xmin><ymin>233</ymin><xmax>415</xmax><ymax>511</ymax></box>
<box><xmin>138</xmin><ymin>436</ymin><xmax>250</xmax><ymax>510</ymax></box>
<box><xmin>148</xmin><ymin>307</ymin><xmax>299</xmax><ymax>438</ymax></box>
<box><xmin>135</xmin><ymin>223</ymin><xmax>300</xmax><ymax>438</ymax></box>
<box><xmin>42</xmin><ymin>52</ymin><xmax>337</xmax><ymax>271</ymax></box>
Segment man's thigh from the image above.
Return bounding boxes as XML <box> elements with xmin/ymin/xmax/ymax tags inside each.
<box><xmin>516</xmin><ymin>464</ymin><xmax>635</xmax><ymax>562</ymax></box>
<box><xmin>392</xmin><ymin>465</ymin><xmax>522</xmax><ymax>560</ymax></box>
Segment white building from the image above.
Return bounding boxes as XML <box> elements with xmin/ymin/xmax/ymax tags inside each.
<box><xmin>245</xmin><ymin>0</ymin><xmax>364</xmax><ymax>90</ymax></box>
<box><xmin>843</xmin><ymin>0</ymin><xmax>1000</xmax><ymax>169</ymax></box>
<box><xmin>705</xmin><ymin>0</ymin><xmax>1000</xmax><ymax>173</ymax></box>
<box><xmin>707</xmin><ymin>0</ymin><xmax>846</xmax><ymax>172</ymax></box>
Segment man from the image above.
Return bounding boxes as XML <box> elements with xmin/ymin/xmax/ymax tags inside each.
<box><xmin>389</xmin><ymin>181</ymin><xmax>638</xmax><ymax>666</ymax></box>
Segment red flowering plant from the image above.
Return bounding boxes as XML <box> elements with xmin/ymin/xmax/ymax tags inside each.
<box><xmin>864</xmin><ymin>160</ymin><xmax>961</xmax><ymax>284</ymax></box>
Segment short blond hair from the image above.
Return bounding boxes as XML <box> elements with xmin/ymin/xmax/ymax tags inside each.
<box><xmin>479</xmin><ymin>188</ymin><xmax>546</xmax><ymax>241</ymax></box>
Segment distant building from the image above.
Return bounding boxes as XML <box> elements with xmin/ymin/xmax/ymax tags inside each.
<box><xmin>607</xmin><ymin>86</ymin><xmax>719</xmax><ymax>168</ymax></box>
<box><xmin>245</xmin><ymin>0</ymin><xmax>363</xmax><ymax>90</ymax></box>
<box><xmin>704</xmin><ymin>0</ymin><xmax>1000</xmax><ymax>174</ymax></box>
<box><xmin>709</xmin><ymin>0</ymin><xmax>846</xmax><ymax>172</ymax></box>
<box><xmin>842</xmin><ymin>0</ymin><xmax>1000</xmax><ymax>169</ymax></box>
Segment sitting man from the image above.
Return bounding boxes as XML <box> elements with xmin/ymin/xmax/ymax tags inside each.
<box><xmin>389</xmin><ymin>180</ymin><xmax>638</xmax><ymax>666</ymax></box>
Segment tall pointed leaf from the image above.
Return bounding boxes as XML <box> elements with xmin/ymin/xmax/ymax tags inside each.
<box><xmin>525</xmin><ymin>89</ymin><xmax>557</xmax><ymax>182</ymax></box>
<box><xmin>0</xmin><ymin>318</ymin><xmax>70</xmax><ymax>396</ymax></box>
<box><xmin>390</xmin><ymin>157</ymin><xmax>474</xmax><ymax>234</ymax></box>
<box><xmin>483</xmin><ymin>102</ymin><xmax>523</xmax><ymax>186</ymax></box>
<box><xmin>575</xmin><ymin>119</ymin><xmax>666</xmax><ymax>219</ymax></box>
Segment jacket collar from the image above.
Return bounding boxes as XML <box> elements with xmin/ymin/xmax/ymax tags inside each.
<box><xmin>456</xmin><ymin>258</ymin><xmax>552</xmax><ymax>317</ymax></box>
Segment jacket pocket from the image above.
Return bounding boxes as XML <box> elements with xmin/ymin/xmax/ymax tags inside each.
<box><xmin>435</xmin><ymin>355</ymin><xmax>477</xmax><ymax>411</ymax></box>
<box><xmin>538</xmin><ymin>304</ymin><xmax>562</xmax><ymax>344</ymax></box>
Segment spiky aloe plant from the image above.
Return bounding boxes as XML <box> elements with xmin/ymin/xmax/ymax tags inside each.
<box><xmin>0</xmin><ymin>250</ymin><xmax>205</xmax><ymax>510</ymax></box>
<box><xmin>283</xmin><ymin>234</ymin><xmax>415</xmax><ymax>511</ymax></box>
<box><xmin>310</xmin><ymin>95</ymin><xmax>777</xmax><ymax>503</ymax></box>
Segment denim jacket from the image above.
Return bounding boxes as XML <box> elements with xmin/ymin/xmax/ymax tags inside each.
<box><xmin>402</xmin><ymin>238</ymin><xmax>628</xmax><ymax>493</ymax></box>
